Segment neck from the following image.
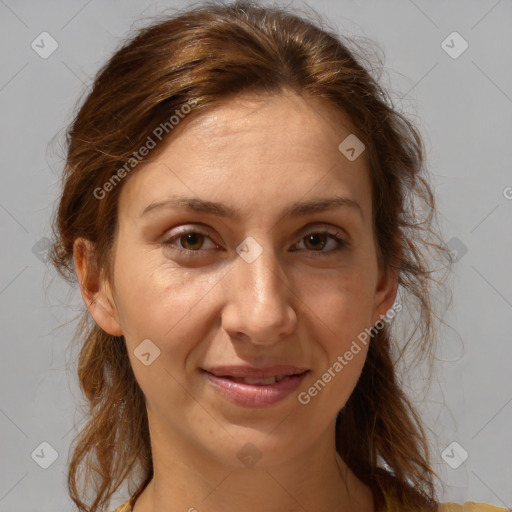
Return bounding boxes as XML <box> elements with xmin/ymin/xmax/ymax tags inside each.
<box><xmin>131</xmin><ymin>417</ymin><xmax>373</xmax><ymax>512</ymax></box>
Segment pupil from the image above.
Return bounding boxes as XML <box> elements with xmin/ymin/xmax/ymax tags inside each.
<box><xmin>305</xmin><ymin>234</ymin><xmax>326</xmax><ymax>250</ymax></box>
<box><xmin>182</xmin><ymin>233</ymin><xmax>203</xmax><ymax>250</ymax></box>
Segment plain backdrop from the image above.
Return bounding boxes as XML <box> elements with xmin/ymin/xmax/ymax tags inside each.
<box><xmin>1</xmin><ymin>0</ymin><xmax>511</xmax><ymax>510</ymax></box>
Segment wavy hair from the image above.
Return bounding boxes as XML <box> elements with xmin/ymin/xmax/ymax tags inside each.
<box><xmin>50</xmin><ymin>1</ymin><xmax>452</xmax><ymax>510</ymax></box>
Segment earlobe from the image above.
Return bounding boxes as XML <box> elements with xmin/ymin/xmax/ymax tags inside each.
<box><xmin>73</xmin><ymin>238</ymin><xmax>123</xmax><ymax>336</ymax></box>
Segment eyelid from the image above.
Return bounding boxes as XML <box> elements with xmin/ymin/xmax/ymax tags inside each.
<box><xmin>297</xmin><ymin>223</ymin><xmax>349</xmax><ymax>241</ymax></box>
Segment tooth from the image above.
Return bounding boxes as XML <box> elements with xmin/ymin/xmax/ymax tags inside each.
<box><xmin>243</xmin><ymin>377</ymin><xmax>277</xmax><ymax>385</ymax></box>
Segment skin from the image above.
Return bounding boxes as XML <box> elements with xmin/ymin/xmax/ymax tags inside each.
<box><xmin>74</xmin><ymin>90</ymin><xmax>399</xmax><ymax>512</ymax></box>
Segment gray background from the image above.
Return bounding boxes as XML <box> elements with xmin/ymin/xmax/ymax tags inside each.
<box><xmin>1</xmin><ymin>0</ymin><xmax>511</xmax><ymax>510</ymax></box>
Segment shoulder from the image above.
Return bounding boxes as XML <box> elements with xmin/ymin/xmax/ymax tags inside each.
<box><xmin>437</xmin><ymin>503</ymin><xmax>508</xmax><ymax>512</ymax></box>
<box><xmin>110</xmin><ymin>498</ymin><xmax>507</xmax><ymax>512</ymax></box>
<box><xmin>111</xmin><ymin>501</ymin><xmax>132</xmax><ymax>512</ymax></box>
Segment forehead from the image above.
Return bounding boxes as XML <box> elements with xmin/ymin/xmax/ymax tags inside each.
<box><xmin>180</xmin><ymin>91</ymin><xmax>361</xmax><ymax>161</ymax></box>
<box><xmin>118</xmin><ymin>91</ymin><xmax>372</xmax><ymax>223</ymax></box>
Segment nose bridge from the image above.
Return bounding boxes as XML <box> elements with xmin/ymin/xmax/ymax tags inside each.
<box><xmin>243</xmin><ymin>243</ymin><xmax>284</xmax><ymax>306</ymax></box>
<box><xmin>222</xmin><ymin>237</ymin><xmax>296</xmax><ymax>343</ymax></box>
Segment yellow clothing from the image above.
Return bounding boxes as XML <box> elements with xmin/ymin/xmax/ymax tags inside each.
<box><xmin>438</xmin><ymin>505</ymin><xmax>507</xmax><ymax>512</ymax></box>
<box><xmin>112</xmin><ymin>502</ymin><xmax>131</xmax><ymax>512</ymax></box>
<box><xmin>112</xmin><ymin>500</ymin><xmax>507</xmax><ymax>511</ymax></box>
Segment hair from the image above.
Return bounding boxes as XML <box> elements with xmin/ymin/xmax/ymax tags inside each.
<box><xmin>50</xmin><ymin>1</ymin><xmax>452</xmax><ymax>511</ymax></box>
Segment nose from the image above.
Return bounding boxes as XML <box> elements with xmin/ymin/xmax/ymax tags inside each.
<box><xmin>220</xmin><ymin>241</ymin><xmax>297</xmax><ymax>346</ymax></box>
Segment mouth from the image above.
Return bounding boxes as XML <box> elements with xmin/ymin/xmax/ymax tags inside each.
<box><xmin>200</xmin><ymin>365</ymin><xmax>309</xmax><ymax>406</ymax></box>
<box><xmin>219</xmin><ymin>374</ymin><xmax>296</xmax><ymax>385</ymax></box>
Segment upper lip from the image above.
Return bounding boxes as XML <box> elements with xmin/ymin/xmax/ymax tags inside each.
<box><xmin>203</xmin><ymin>365</ymin><xmax>309</xmax><ymax>379</ymax></box>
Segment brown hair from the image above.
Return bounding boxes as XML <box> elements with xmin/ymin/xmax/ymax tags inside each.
<box><xmin>51</xmin><ymin>1</ymin><xmax>451</xmax><ymax>510</ymax></box>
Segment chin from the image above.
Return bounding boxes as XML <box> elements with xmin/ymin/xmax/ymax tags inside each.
<box><xmin>201</xmin><ymin>425</ymin><xmax>313</xmax><ymax>470</ymax></box>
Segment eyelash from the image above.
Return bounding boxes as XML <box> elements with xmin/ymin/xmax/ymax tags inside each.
<box><xmin>161</xmin><ymin>228</ymin><xmax>349</xmax><ymax>257</ymax></box>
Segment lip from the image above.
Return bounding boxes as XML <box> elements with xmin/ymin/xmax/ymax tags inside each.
<box><xmin>201</xmin><ymin>366</ymin><xmax>309</xmax><ymax>407</ymax></box>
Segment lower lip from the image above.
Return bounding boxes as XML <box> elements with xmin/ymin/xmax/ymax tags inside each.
<box><xmin>202</xmin><ymin>370</ymin><xmax>309</xmax><ymax>407</ymax></box>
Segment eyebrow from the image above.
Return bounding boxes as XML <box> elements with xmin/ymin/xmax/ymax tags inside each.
<box><xmin>140</xmin><ymin>195</ymin><xmax>364</xmax><ymax>221</ymax></box>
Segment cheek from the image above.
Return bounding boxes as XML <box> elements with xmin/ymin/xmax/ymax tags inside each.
<box><xmin>112</xmin><ymin>255</ymin><xmax>224</xmax><ymax>411</ymax></box>
<box><xmin>297</xmin><ymin>266</ymin><xmax>377</xmax><ymax>339</ymax></box>
<box><xmin>113</xmin><ymin>246</ymin><xmax>222</xmax><ymax>353</ymax></box>
<box><xmin>296</xmin><ymin>269</ymin><xmax>376</xmax><ymax>406</ymax></box>
<box><xmin>297</xmin><ymin>276</ymin><xmax>373</xmax><ymax>411</ymax></box>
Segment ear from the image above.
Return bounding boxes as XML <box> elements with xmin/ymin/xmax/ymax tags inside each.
<box><xmin>73</xmin><ymin>237</ymin><xmax>123</xmax><ymax>336</ymax></box>
<box><xmin>370</xmin><ymin>246</ymin><xmax>401</xmax><ymax>326</ymax></box>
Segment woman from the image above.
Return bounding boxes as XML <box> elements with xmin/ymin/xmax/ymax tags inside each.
<box><xmin>50</xmin><ymin>2</ymin><xmax>506</xmax><ymax>511</ymax></box>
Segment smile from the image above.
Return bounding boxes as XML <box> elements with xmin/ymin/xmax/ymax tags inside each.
<box><xmin>201</xmin><ymin>369</ymin><xmax>309</xmax><ymax>407</ymax></box>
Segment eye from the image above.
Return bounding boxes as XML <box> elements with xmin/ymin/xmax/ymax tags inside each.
<box><xmin>161</xmin><ymin>227</ymin><xmax>349</xmax><ymax>256</ymax></box>
<box><xmin>162</xmin><ymin>228</ymin><xmax>219</xmax><ymax>254</ymax></box>
<box><xmin>292</xmin><ymin>230</ymin><xmax>348</xmax><ymax>256</ymax></box>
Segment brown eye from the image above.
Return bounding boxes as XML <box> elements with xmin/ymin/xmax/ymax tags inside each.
<box><xmin>303</xmin><ymin>233</ymin><xmax>329</xmax><ymax>251</ymax></box>
<box><xmin>179</xmin><ymin>232</ymin><xmax>205</xmax><ymax>251</ymax></box>
<box><xmin>162</xmin><ymin>228</ymin><xmax>218</xmax><ymax>254</ymax></box>
<box><xmin>293</xmin><ymin>230</ymin><xmax>348</xmax><ymax>256</ymax></box>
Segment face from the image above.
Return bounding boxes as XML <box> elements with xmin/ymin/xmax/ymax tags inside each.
<box><xmin>79</xmin><ymin>90</ymin><xmax>398</xmax><ymax>469</ymax></box>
